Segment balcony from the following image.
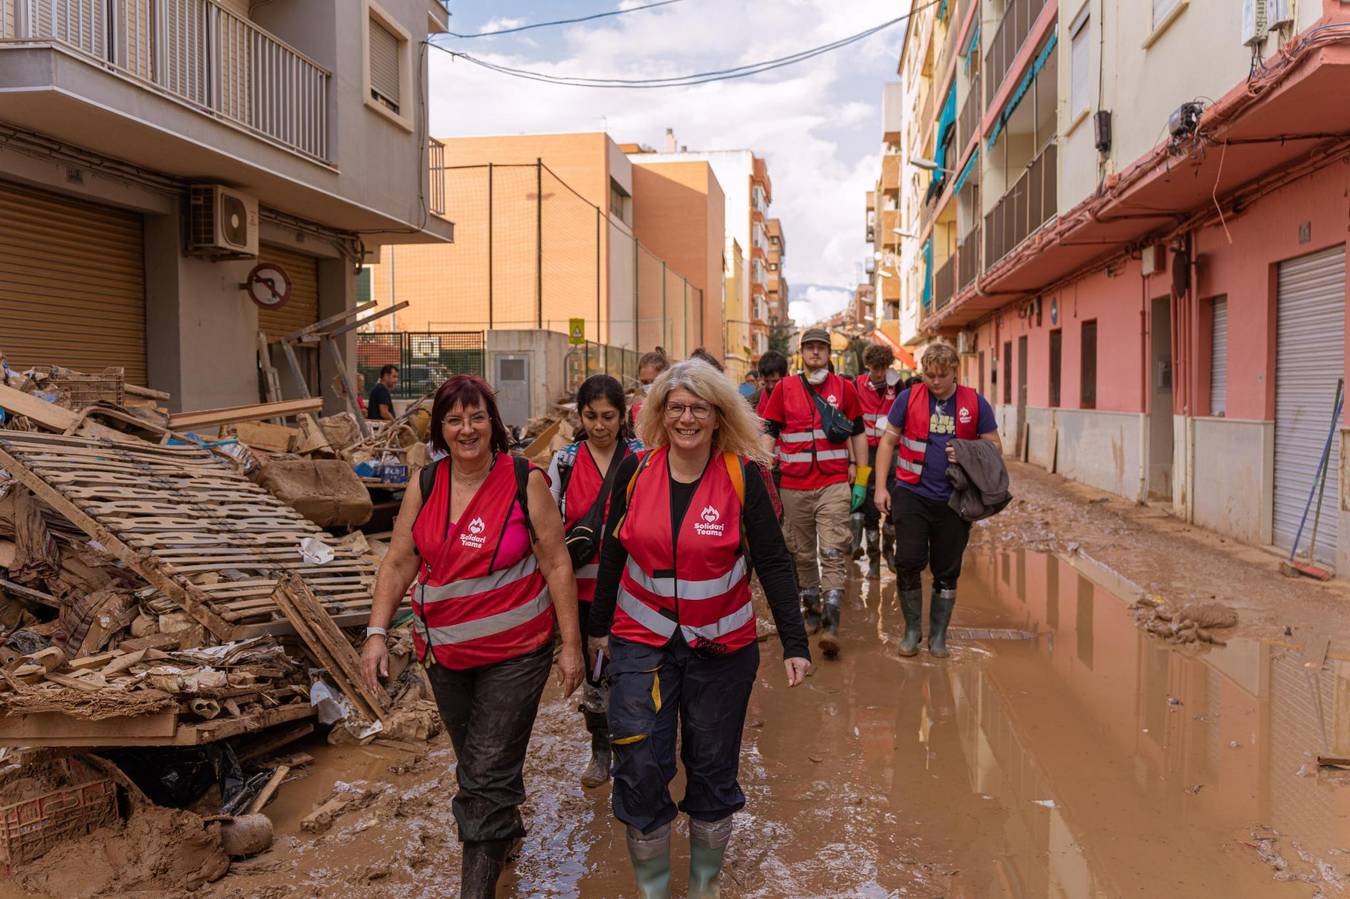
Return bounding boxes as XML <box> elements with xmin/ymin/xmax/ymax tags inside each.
<box><xmin>958</xmin><ymin>225</ymin><xmax>981</xmax><ymax>290</ymax></box>
<box><xmin>2</xmin><ymin>0</ymin><xmax>330</xmax><ymax>160</ymax></box>
<box><xmin>428</xmin><ymin>137</ymin><xmax>446</xmax><ymax>217</ymax></box>
<box><xmin>984</xmin><ymin>142</ymin><xmax>1056</xmax><ymax>269</ymax></box>
<box><xmin>934</xmin><ymin>254</ymin><xmax>957</xmax><ymax>310</ymax></box>
<box><xmin>985</xmin><ymin>0</ymin><xmax>1049</xmax><ymax>106</ymax></box>
<box><xmin>880</xmin><ymin>209</ymin><xmax>901</xmax><ymax>248</ymax></box>
<box><xmin>881</xmin><ymin>154</ymin><xmax>900</xmax><ymax>193</ymax></box>
<box><xmin>957</xmin><ymin>76</ymin><xmax>981</xmax><ymax>151</ymax></box>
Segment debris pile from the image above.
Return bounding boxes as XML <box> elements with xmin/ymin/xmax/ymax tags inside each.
<box><xmin>1131</xmin><ymin>596</ymin><xmax>1238</xmax><ymax>646</ymax></box>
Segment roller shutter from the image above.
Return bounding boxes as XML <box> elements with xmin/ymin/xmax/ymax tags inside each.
<box><xmin>1273</xmin><ymin>245</ymin><xmax>1346</xmax><ymax>567</ymax></box>
<box><xmin>0</xmin><ymin>179</ymin><xmax>147</xmax><ymax>384</ymax></box>
<box><xmin>1210</xmin><ymin>297</ymin><xmax>1227</xmax><ymax>417</ymax></box>
<box><xmin>257</xmin><ymin>243</ymin><xmax>320</xmax><ymax>395</ymax></box>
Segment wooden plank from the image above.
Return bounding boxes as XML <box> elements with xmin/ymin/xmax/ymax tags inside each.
<box><xmin>0</xmin><ymin>445</ymin><xmax>235</xmax><ymax>640</ymax></box>
<box><xmin>0</xmin><ymin>576</ymin><xmax>61</xmax><ymax>608</ymax></box>
<box><xmin>232</xmin><ymin>421</ymin><xmax>297</xmax><ymax>453</ymax></box>
<box><xmin>237</xmin><ymin>722</ymin><xmax>314</xmax><ymax>762</ymax></box>
<box><xmin>258</xmin><ymin>330</ymin><xmax>284</xmax><ymax>424</ymax></box>
<box><xmin>0</xmin><ymin>382</ymin><xmax>132</xmax><ymax>442</ymax></box>
<box><xmin>309</xmin><ymin>301</ymin><xmax>408</xmax><ymax>341</ymax></box>
<box><xmin>278</xmin><ymin>342</ymin><xmax>312</xmax><ymax>401</ymax></box>
<box><xmin>245</xmin><ymin>764</ymin><xmax>291</xmax><ymax>814</ymax></box>
<box><xmin>168</xmin><ymin>398</ymin><xmax>323</xmax><ymax>430</ymax></box>
<box><xmin>188</xmin><ymin>701</ymin><xmax>314</xmax><ymax>744</ymax></box>
<box><xmin>279</xmin><ymin>300</ymin><xmax>377</xmax><ymax>342</ymax></box>
<box><xmin>323</xmin><ymin>335</ymin><xmax>372</xmax><ymax>439</ymax></box>
<box><xmin>0</xmin><ymin>709</ymin><xmax>178</xmax><ymax>745</ymax></box>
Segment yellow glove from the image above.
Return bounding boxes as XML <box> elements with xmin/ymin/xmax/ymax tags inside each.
<box><xmin>853</xmin><ymin>465</ymin><xmax>872</xmax><ymax>488</ymax></box>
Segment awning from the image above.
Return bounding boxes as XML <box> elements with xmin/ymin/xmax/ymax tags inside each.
<box><xmin>872</xmin><ymin>327</ymin><xmax>916</xmax><ymax>369</ymax></box>
<box><xmin>921</xmin><ymin>237</ymin><xmax>934</xmax><ymax>308</ymax></box>
<box><xmin>962</xmin><ymin>21</ymin><xmax>981</xmax><ymax>60</ymax></box>
<box><xmin>988</xmin><ymin>32</ymin><xmax>1058</xmax><ymax>148</ymax></box>
<box><xmin>953</xmin><ymin>147</ymin><xmax>979</xmax><ymax>195</ymax></box>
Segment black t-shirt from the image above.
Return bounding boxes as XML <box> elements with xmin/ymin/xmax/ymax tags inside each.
<box><xmin>367</xmin><ymin>383</ymin><xmax>393</xmax><ymax>420</ymax></box>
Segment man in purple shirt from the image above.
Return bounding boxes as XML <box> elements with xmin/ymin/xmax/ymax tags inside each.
<box><xmin>874</xmin><ymin>343</ymin><xmax>1001</xmax><ymax>658</ymax></box>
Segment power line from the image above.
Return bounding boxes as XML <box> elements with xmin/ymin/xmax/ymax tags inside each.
<box><xmin>431</xmin><ymin>2</ymin><xmax>937</xmax><ymax>89</ymax></box>
<box><xmin>446</xmin><ymin>0</ymin><xmax>686</xmax><ymax>39</ymax></box>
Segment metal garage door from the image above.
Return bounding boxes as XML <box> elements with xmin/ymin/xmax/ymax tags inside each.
<box><xmin>0</xmin><ymin>179</ymin><xmax>147</xmax><ymax>383</ymax></box>
<box><xmin>1273</xmin><ymin>244</ymin><xmax>1346</xmax><ymax>566</ymax></box>
<box><xmin>257</xmin><ymin>243</ymin><xmax>320</xmax><ymax>394</ymax></box>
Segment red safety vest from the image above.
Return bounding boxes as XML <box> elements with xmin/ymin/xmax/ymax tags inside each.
<box><xmin>774</xmin><ymin>373</ymin><xmax>852</xmax><ymax>489</ymax></box>
<box><xmin>410</xmin><ymin>453</ymin><xmax>555</xmax><ymax>670</ymax></box>
<box><xmin>561</xmin><ymin>442</ymin><xmax>624</xmax><ymax>602</ymax></box>
<box><xmin>854</xmin><ymin>374</ymin><xmax>898</xmax><ymax>449</ymax></box>
<box><xmin>896</xmin><ymin>384</ymin><xmax>979</xmax><ymax>484</ymax></box>
<box><xmin>613</xmin><ymin>447</ymin><xmax>756</xmax><ymax>653</ymax></box>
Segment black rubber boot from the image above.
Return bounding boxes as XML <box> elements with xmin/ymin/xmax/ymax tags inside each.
<box><xmin>580</xmin><ymin>707</ymin><xmax>611</xmax><ymax>788</ymax></box>
<box><xmin>461</xmin><ymin>838</ymin><xmax>511</xmax><ymax>899</ymax></box>
<box><xmin>882</xmin><ymin>522</ymin><xmax>897</xmax><ymax>574</ymax></box>
<box><xmin>849</xmin><ymin>513</ymin><xmax>865</xmax><ymax>559</ymax></box>
<box><xmin>897</xmin><ymin>589</ymin><xmax>923</xmax><ymax>657</ymax></box>
<box><xmin>928</xmin><ymin>586</ymin><xmax>957</xmax><ymax>658</ymax></box>
<box><xmin>801</xmin><ymin>588</ymin><xmax>822</xmax><ymax>635</ymax></box>
<box><xmin>819</xmin><ymin>589</ymin><xmax>843</xmax><ymax>658</ymax></box>
<box><xmin>865</xmin><ymin>530</ymin><xmax>881</xmax><ymax>580</ymax></box>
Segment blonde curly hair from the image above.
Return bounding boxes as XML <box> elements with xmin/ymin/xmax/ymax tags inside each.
<box><xmin>636</xmin><ymin>359</ymin><xmax>771</xmax><ymax>465</ymax></box>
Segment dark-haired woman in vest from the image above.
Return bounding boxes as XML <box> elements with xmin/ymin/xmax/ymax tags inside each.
<box><xmin>547</xmin><ymin>374</ymin><xmax>644</xmax><ymax>788</ymax></box>
<box><xmin>362</xmin><ymin>374</ymin><xmax>584</xmax><ymax>899</ymax></box>
<box><xmin>591</xmin><ymin>359</ymin><xmax>810</xmax><ymax>899</ymax></box>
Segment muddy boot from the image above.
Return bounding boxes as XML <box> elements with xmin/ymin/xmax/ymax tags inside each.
<box><xmin>865</xmin><ymin>529</ymin><xmax>881</xmax><ymax>580</ymax></box>
<box><xmin>626</xmin><ymin>823</ymin><xmax>672</xmax><ymax>899</ymax></box>
<box><xmin>689</xmin><ymin>815</ymin><xmax>733</xmax><ymax>899</ymax></box>
<box><xmin>801</xmin><ymin>587</ymin><xmax>822</xmax><ymax>635</ymax></box>
<box><xmin>579</xmin><ymin>708</ymin><xmax>611</xmax><ymax>788</ymax></box>
<box><xmin>897</xmin><ymin>589</ymin><xmax>923</xmax><ymax>657</ymax></box>
<box><xmin>882</xmin><ymin>522</ymin><xmax>897</xmax><ymax>574</ymax></box>
<box><xmin>461</xmin><ymin>838</ymin><xmax>510</xmax><ymax>899</ymax></box>
<box><xmin>849</xmin><ymin>513</ymin><xmax>865</xmax><ymax>559</ymax></box>
<box><xmin>928</xmin><ymin>586</ymin><xmax>957</xmax><ymax>658</ymax></box>
<box><xmin>819</xmin><ymin>589</ymin><xmax>843</xmax><ymax>658</ymax></box>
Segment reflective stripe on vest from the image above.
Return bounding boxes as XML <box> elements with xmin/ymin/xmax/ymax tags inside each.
<box><xmin>897</xmin><ymin>456</ymin><xmax>924</xmax><ymax>475</ymax></box>
<box><xmin>780</xmin><ymin>428</ymin><xmax>828</xmax><ymax>444</ymax></box>
<box><xmin>681</xmin><ymin>599</ymin><xmax>754</xmax><ymax>643</ymax></box>
<box><xmin>623</xmin><ymin>555</ymin><xmax>748</xmax><ymax>602</ymax></box>
<box><xmin>617</xmin><ymin>587</ymin><xmax>677</xmax><ymax>639</ymax></box>
<box><xmin>418</xmin><ymin>553</ymin><xmax>538</xmax><ymax>603</ymax></box>
<box><xmin>419</xmin><ymin>586</ymin><xmax>552</xmax><ymax>645</ymax></box>
<box><xmin>616</xmin><ymin>589</ymin><xmax>754</xmax><ymax>645</ymax></box>
<box><xmin>899</xmin><ymin>434</ymin><xmax>926</xmax><ymax>454</ymax></box>
<box><xmin>576</xmin><ymin>561</ymin><xmax>599</xmax><ymax>580</ymax></box>
<box><xmin>778</xmin><ymin>448</ymin><xmax>849</xmax><ymax>464</ymax></box>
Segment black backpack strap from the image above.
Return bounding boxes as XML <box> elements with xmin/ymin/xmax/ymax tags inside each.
<box><xmin>418</xmin><ymin>456</ymin><xmax>444</xmax><ymax>500</ymax></box>
<box><xmin>513</xmin><ymin>455</ymin><xmax>539</xmax><ymax>544</ymax></box>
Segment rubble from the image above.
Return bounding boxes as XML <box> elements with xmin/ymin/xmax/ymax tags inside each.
<box><xmin>1131</xmin><ymin>596</ymin><xmax>1239</xmax><ymax>646</ymax></box>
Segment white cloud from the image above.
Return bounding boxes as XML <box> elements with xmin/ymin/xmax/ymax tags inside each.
<box><xmin>429</xmin><ymin>0</ymin><xmax>901</xmax><ymax>297</ymax></box>
<box><xmin>790</xmin><ymin>284</ymin><xmax>853</xmax><ymax>326</ymax></box>
<box><xmin>476</xmin><ymin>17</ymin><xmax>526</xmax><ymax>34</ymax></box>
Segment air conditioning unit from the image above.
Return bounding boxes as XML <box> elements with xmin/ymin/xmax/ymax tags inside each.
<box><xmin>957</xmin><ymin>330</ymin><xmax>976</xmax><ymax>355</ymax></box>
<box><xmin>188</xmin><ymin>185</ymin><xmax>258</xmax><ymax>258</ymax></box>
<box><xmin>1141</xmin><ymin>244</ymin><xmax>1168</xmax><ymax>276</ymax></box>
<box><xmin>1241</xmin><ymin>0</ymin><xmax>1268</xmax><ymax>47</ymax></box>
<box><xmin>1268</xmin><ymin>0</ymin><xmax>1293</xmax><ymax>28</ymax></box>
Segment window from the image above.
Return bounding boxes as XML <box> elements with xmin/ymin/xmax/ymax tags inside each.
<box><xmin>356</xmin><ymin>267</ymin><xmax>372</xmax><ymax>304</ymax></box>
<box><xmin>1049</xmin><ymin>329</ymin><xmax>1062</xmax><ymax>407</ymax></box>
<box><xmin>1152</xmin><ymin>0</ymin><xmax>1181</xmax><ymax>29</ymax></box>
<box><xmin>1080</xmin><ymin>319</ymin><xmax>1097</xmax><ymax>409</ymax></box>
<box><xmin>1210</xmin><ymin>297</ymin><xmax>1228</xmax><ymax>416</ymax></box>
<box><xmin>609</xmin><ymin>178</ymin><xmax>631</xmax><ymax>224</ymax></box>
<box><xmin>1002</xmin><ymin>340</ymin><xmax>1013</xmax><ymax>404</ymax></box>
<box><xmin>1070</xmin><ymin>6</ymin><xmax>1092</xmax><ymax>118</ymax></box>
<box><xmin>366</xmin><ymin>3</ymin><xmax>411</xmax><ymax>128</ymax></box>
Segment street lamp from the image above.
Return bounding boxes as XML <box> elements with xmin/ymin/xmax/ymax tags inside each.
<box><xmin>910</xmin><ymin>156</ymin><xmax>955</xmax><ymax>174</ymax></box>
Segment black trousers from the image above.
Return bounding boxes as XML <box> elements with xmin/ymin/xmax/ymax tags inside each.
<box><xmin>607</xmin><ymin>635</ymin><xmax>759</xmax><ymax>834</ymax></box>
<box><xmin>427</xmin><ymin>641</ymin><xmax>553</xmax><ymax>843</ymax></box>
<box><xmin>891</xmin><ymin>485</ymin><xmax>972</xmax><ymax>592</ymax></box>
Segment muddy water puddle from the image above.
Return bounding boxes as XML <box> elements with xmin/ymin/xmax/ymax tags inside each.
<box><xmin>201</xmin><ymin>550</ymin><xmax>1347</xmax><ymax>897</ymax></box>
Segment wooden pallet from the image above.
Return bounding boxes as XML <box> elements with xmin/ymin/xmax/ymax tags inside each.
<box><xmin>0</xmin><ymin>702</ymin><xmax>314</xmax><ymax>748</ymax></box>
<box><xmin>0</xmin><ymin>431</ymin><xmax>376</xmax><ymax>640</ymax></box>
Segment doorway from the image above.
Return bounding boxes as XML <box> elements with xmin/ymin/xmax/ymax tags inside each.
<box><xmin>1149</xmin><ymin>296</ymin><xmax>1174</xmax><ymax>500</ymax></box>
<box><xmin>1017</xmin><ymin>335</ymin><xmax>1028</xmax><ymax>456</ymax></box>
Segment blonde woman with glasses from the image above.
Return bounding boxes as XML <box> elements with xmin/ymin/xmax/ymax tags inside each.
<box><xmin>589</xmin><ymin>359</ymin><xmax>810</xmax><ymax>899</ymax></box>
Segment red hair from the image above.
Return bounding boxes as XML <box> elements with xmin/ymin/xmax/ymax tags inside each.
<box><xmin>429</xmin><ymin>374</ymin><xmax>511</xmax><ymax>456</ymax></box>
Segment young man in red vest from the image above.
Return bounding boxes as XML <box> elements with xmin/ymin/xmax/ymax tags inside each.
<box><xmin>874</xmin><ymin>342</ymin><xmax>1001</xmax><ymax>658</ymax></box>
<box><xmin>853</xmin><ymin>341</ymin><xmax>901</xmax><ymax>579</ymax></box>
<box><xmin>760</xmin><ymin>328</ymin><xmax>868</xmax><ymax>658</ymax></box>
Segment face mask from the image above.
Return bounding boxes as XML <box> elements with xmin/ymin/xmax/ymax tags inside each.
<box><xmin>641</xmin><ymin>383</ymin><xmax>653</xmax><ymax>396</ymax></box>
<box><xmin>885</xmin><ymin>369</ymin><xmax>901</xmax><ymax>387</ymax></box>
<box><xmin>806</xmin><ymin>368</ymin><xmax>828</xmax><ymax>386</ymax></box>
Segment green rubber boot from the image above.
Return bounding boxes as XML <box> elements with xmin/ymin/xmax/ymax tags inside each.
<box><xmin>897</xmin><ymin>588</ymin><xmax>923</xmax><ymax>657</ymax></box>
<box><xmin>689</xmin><ymin>815</ymin><xmax>733</xmax><ymax>899</ymax></box>
<box><xmin>928</xmin><ymin>586</ymin><xmax>957</xmax><ymax>659</ymax></box>
<box><xmin>626</xmin><ymin>823</ymin><xmax>671</xmax><ymax>899</ymax></box>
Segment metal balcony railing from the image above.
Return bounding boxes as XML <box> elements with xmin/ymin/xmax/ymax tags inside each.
<box><xmin>984</xmin><ymin>0</ymin><xmax>1048</xmax><ymax>107</ymax></box>
<box><xmin>428</xmin><ymin>137</ymin><xmax>446</xmax><ymax>216</ymax></box>
<box><xmin>984</xmin><ymin>142</ymin><xmax>1057</xmax><ymax>268</ymax></box>
<box><xmin>2</xmin><ymin>0</ymin><xmax>331</xmax><ymax>161</ymax></box>
<box><xmin>957</xmin><ymin>74</ymin><xmax>981</xmax><ymax>151</ymax></box>
<box><xmin>934</xmin><ymin>254</ymin><xmax>957</xmax><ymax>309</ymax></box>
<box><xmin>958</xmin><ymin>225</ymin><xmax>981</xmax><ymax>290</ymax></box>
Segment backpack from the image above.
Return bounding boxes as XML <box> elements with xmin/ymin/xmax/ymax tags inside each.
<box><xmin>418</xmin><ymin>455</ymin><xmax>537</xmax><ymax>543</ymax></box>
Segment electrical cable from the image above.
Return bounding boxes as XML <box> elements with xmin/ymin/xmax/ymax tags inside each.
<box><xmin>431</xmin><ymin>2</ymin><xmax>939</xmax><ymax>89</ymax></box>
<box><xmin>446</xmin><ymin>0</ymin><xmax>686</xmax><ymax>39</ymax></box>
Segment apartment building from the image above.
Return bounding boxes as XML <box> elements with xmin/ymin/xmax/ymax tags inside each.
<box><xmin>0</xmin><ymin>0</ymin><xmax>453</xmax><ymax>410</ymax></box>
<box><xmin>765</xmin><ymin>217</ymin><xmax>791</xmax><ymax>333</ymax></box>
<box><xmin>868</xmin><ymin>82</ymin><xmax>920</xmax><ymax>352</ymax></box>
<box><xmin>887</xmin><ymin>0</ymin><xmax>1350</xmax><ymax>573</ymax></box>
<box><xmin>627</xmin><ymin>135</ymin><xmax>776</xmax><ymax>368</ymax></box>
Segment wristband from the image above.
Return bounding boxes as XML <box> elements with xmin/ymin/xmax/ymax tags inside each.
<box><xmin>853</xmin><ymin>464</ymin><xmax>872</xmax><ymax>488</ymax></box>
<box><xmin>364</xmin><ymin>626</ymin><xmax>388</xmax><ymax>640</ymax></box>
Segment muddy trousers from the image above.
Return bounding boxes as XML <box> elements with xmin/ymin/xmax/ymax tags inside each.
<box><xmin>427</xmin><ymin>641</ymin><xmax>552</xmax><ymax>843</ymax></box>
<box><xmin>607</xmin><ymin>635</ymin><xmax>760</xmax><ymax>834</ymax></box>
<box><xmin>891</xmin><ymin>486</ymin><xmax>972</xmax><ymax>592</ymax></box>
<box><xmin>780</xmin><ymin>481</ymin><xmax>852</xmax><ymax>594</ymax></box>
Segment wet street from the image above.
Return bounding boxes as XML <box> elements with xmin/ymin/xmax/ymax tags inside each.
<box><xmin>190</xmin><ymin>548</ymin><xmax>1347</xmax><ymax>898</ymax></box>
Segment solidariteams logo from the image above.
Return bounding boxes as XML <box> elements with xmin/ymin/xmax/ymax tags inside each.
<box><xmin>694</xmin><ymin>505</ymin><xmax>725</xmax><ymax>538</ymax></box>
<box><xmin>460</xmin><ymin>516</ymin><xmax>488</xmax><ymax>549</ymax></box>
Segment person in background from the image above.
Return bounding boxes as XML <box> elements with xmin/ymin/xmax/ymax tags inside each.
<box><xmin>361</xmin><ymin>375</ymin><xmax>584</xmax><ymax>897</ymax></box>
<box><xmin>631</xmin><ymin>348</ymin><xmax>669</xmax><ymax>427</ymax></box>
<box><xmin>759</xmin><ymin>329</ymin><xmax>867</xmax><ymax>659</ymax></box>
<box><xmin>689</xmin><ymin>347</ymin><xmax>724</xmax><ymax>371</ymax></box>
<box><xmin>356</xmin><ymin>372</ymin><xmax>369</xmax><ymax>416</ymax></box>
<box><xmin>368</xmin><ymin>364</ymin><xmax>398</xmax><ymax>422</ymax></box>
<box><xmin>874</xmin><ymin>343</ymin><xmax>1001</xmax><ymax>659</ymax></box>
<box><xmin>739</xmin><ymin>369</ymin><xmax>759</xmax><ymax>402</ymax></box>
<box><xmin>754</xmin><ymin>350</ymin><xmax>788</xmax><ymax>419</ymax></box>
<box><xmin>853</xmin><ymin>343</ymin><xmax>901</xmax><ymax>579</ymax></box>
<box><xmin>590</xmin><ymin>359</ymin><xmax>809</xmax><ymax>899</ymax></box>
<box><xmin>547</xmin><ymin>375</ymin><xmax>644</xmax><ymax>789</ymax></box>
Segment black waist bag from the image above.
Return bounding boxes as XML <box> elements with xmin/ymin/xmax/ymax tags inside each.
<box><xmin>803</xmin><ymin>374</ymin><xmax>854</xmax><ymax>443</ymax></box>
<box><xmin>564</xmin><ymin>446</ymin><xmax>626</xmax><ymax>568</ymax></box>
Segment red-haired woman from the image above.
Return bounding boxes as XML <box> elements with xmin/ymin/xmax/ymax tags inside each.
<box><xmin>362</xmin><ymin>374</ymin><xmax>584</xmax><ymax>898</ymax></box>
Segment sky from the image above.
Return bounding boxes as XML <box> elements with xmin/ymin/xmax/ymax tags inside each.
<box><xmin>426</xmin><ymin>0</ymin><xmax>907</xmax><ymax>326</ymax></box>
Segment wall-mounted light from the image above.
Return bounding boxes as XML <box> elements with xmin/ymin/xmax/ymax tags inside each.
<box><xmin>910</xmin><ymin>156</ymin><xmax>955</xmax><ymax>174</ymax></box>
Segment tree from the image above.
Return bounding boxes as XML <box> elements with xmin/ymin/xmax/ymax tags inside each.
<box><xmin>768</xmin><ymin>321</ymin><xmax>795</xmax><ymax>356</ymax></box>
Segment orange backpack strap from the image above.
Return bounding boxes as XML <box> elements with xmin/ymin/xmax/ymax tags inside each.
<box><xmin>722</xmin><ymin>451</ymin><xmax>745</xmax><ymax>506</ymax></box>
<box><xmin>616</xmin><ymin>449</ymin><xmax>655</xmax><ymax>535</ymax></box>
